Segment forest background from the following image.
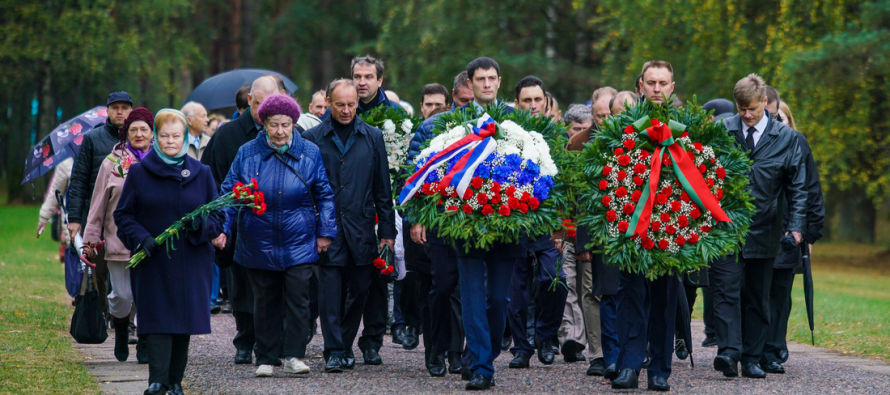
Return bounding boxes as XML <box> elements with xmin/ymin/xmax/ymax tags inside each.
<box><xmin>1</xmin><ymin>0</ymin><xmax>888</xmax><ymax>243</ymax></box>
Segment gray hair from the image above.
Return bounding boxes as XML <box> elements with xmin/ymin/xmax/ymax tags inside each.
<box><xmin>563</xmin><ymin>104</ymin><xmax>593</xmax><ymax>125</ymax></box>
<box><xmin>250</xmin><ymin>76</ymin><xmax>279</xmax><ymax>95</ymax></box>
<box><xmin>591</xmin><ymin>86</ymin><xmax>618</xmax><ymax>104</ymax></box>
<box><xmin>453</xmin><ymin>71</ymin><xmax>470</xmax><ymax>92</ymax></box>
<box><xmin>180</xmin><ymin>101</ymin><xmax>205</xmax><ymax>119</ymax></box>
<box><xmin>326</xmin><ymin>78</ymin><xmax>359</xmax><ymax>100</ymax></box>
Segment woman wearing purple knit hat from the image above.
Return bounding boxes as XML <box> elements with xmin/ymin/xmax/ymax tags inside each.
<box><xmin>218</xmin><ymin>93</ymin><xmax>338</xmax><ymax>376</ymax></box>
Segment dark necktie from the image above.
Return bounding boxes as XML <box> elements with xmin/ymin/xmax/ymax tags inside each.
<box><xmin>746</xmin><ymin>127</ymin><xmax>756</xmax><ymax>151</ymax></box>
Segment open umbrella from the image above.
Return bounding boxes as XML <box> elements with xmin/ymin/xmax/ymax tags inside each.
<box><xmin>185</xmin><ymin>69</ymin><xmax>298</xmax><ymax>110</ymax></box>
<box><xmin>21</xmin><ymin>106</ymin><xmax>108</xmax><ymax>184</ymax></box>
<box><xmin>801</xmin><ymin>243</ymin><xmax>815</xmax><ymax>345</ymax></box>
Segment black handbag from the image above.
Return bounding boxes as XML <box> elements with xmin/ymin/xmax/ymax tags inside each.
<box><xmin>69</xmin><ymin>270</ymin><xmax>108</xmax><ymax>344</ymax></box>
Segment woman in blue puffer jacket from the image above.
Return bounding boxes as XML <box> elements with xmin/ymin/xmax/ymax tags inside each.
<box><xmin>218</xmin><ymin>94</ymin><xmax>337</xmax><ymax>377</ymax></box>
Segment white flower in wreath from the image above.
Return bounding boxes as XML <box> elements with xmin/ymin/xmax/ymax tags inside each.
<box><xmin>400</xmin><ymin>119</ymin><xmax>413</xmax><ymax>133</ymax></box>
<box><xmin>382</xmin><ymin>119</ymin><xmax>396</xmax><ymax>135</ymax></box>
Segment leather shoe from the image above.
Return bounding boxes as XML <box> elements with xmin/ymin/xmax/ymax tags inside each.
<box><xmin>343</xmin><ymin>352</ymin><xmax>355</xmax><ymax>369</ymax></box>
<box><xmin>648</xmin><ymin>375</ymin><xmax>670</xmax><ymax>391</ymax></box>
<box><xmin>760</xmin><ymin>360</ymin><xmax>785</xmax><ymax>374</ymax></box>
<box><xmin>402</xmin><ymin>326</ymin><xmax>419</xmax><ymax>350</ymax></box>
<box><xmin>586</xmin><ymin>357</ymin><xmax>605</xmax><ymax>376</ymax></box>
<box><xmin>363</xmin><ymin>349</ymin><xmax>383</xmax><ymax>365</ymax></box>
<box><xmin>501</xmin><ymin>336</ymin><xmax>512</xmax><ymax>351</ymax></box>
<box><xmin>604</xmin><ymin>363</ymin><xmax>618</xmax><ymax>380</ymax></box>
<box><xmin>675</xmin><ymin>338</ymin><xmax>689</xmax><ymax>360</ymax></box>
<box><xmin>143</xmin><ymin>383</ymin><xmax>168</xmax><ymax>395</ymax></box>
<box><xmin>741</xmin><ymin>362</ymin><xmax>766</xmax><ymax>378</ymax></box>
<box><xmin>561</xmin><ymin>340</ymin><xmax>585</xmax><ymax>362</ymax></box>
<box><xmin>509</xmin><ymin>352</ymin><xmax>530</xmax><ymax>368</ymax></box>
<box><xmin>461</xmin><ymin>365</ymin><xmax>473</xmax><ymax>381</ymax></box>
<box><xmin>428</xmin><ymin>354</ymin><xmax>446</xmax><ymax>377</ymax></box>
<box><xmin>447</xmin><ymin>351</ymin><xmax>462</xmax><ymax>374</ymax></box>
<box><xmin>701</xmin><ymin>336</ymin><xmax>717</xmax><ymax>348</ymax></box>
<box><xmin>713</xmin><ymin>354</ymin><xmax>738</xmax><ymax>377</ymax></box>
<box><xmin>234</xmin><ymin>349</ymin><xmax>252</xmax><ymax>365</ymax></box>
<box><xmin>392</xmin><ymin>326</ymin><xmax>405</xmax><ymax>345</ymax></box>
<box><xmin>324</xmin><ymin>355</ymin><xmax>344</xmax><ymax>373</ymax></box>
<box><xmin>167</xmin><ymin>383</ymin><xmax>184</xmax><ymax>395</ymax></box>
<box><xmin>611</xmin><ymin>368</ymin><xmax>639</xmax><ymax>389</ymax></box>
<box><xmin>537</xmin><ymin>338</ymin><xmax>555</xmax><ymax>365</ymax></box>
<box><xmin>465</xmin><ymin>373</ymin><xmax>493</xmax><ymax>390</ymax></box>
<box><xmin>779</xmin><ymin>348</ymin><xmax>789</xmax><ymax>363</ymax></box>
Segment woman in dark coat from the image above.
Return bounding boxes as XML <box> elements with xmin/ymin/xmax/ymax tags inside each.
<box><xmin>115</xmin><ymin>109</ymin><xmax>224</xmax><ymax>395</ymax></box>
<box><xmin>219</xmin><ymin>94</ymin><xmax>337</xmax><ymax>377</ymax></box>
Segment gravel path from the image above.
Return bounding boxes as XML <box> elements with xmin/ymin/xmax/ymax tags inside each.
<box><xmin>180</xmin><ymin>314</ymin><xmax>890</xmax><ymax>394</ymax></box>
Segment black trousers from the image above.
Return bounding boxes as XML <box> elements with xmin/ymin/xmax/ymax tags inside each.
<box><xmin>247</xmin><ymin>265</ymin><xmax>312</xmax><ymax>365</ymax></box>
<box><xmin>616</xmin><ymin>271</ymin><xmax>679</xmax><ymax>379</ymax></box>
<box><xmin>357</xmin><ymin>273</ymin><xmax>389</xmax><ymax>353</ymax></box>
<box><xmin>426</xmin><ymin>241</ymin><xmax>464</xmax><ymax>357</ymax></box>
<box><xmin>702</xmin><ymin>270</ymin><xmax>716</xmax><ymax>338</ymax></box>
<box><xmin>400</xmin><ymin>271</ymin><xmax>424</xmax><ymax>329</ymax></box>
<box><xmin>228</xmin><ymin>264</ymin><xmax>255</xmax><ymax>353</ymax></box>
<box><xmin>710</xmin><ymin>255</ymin><xmax>774</xmax><ymax>364</ymax></box>
<box><xmin>319</xmin><ymin>253</ymin><xmax>374</xmax><ymax>360</ymax></box>
<box><xmin>762</xmin><ymin>267</ymin><xmax>794</xmax><ymax>363</ymax></box>
<box><xmin>146</xmin><ymin>334</ymin><xmax>190</xmax><ymax>387</ymax></box>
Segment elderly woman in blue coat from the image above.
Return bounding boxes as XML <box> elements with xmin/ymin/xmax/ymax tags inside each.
<box><xmin>217</xmin><ymin>94</ymin><xmax>337</xmax><ymax>377</ymax></box>
<box><xmin>114</xmin><ymin>109</ymin><xmax>225</xmax><ymax>395</ymax></box>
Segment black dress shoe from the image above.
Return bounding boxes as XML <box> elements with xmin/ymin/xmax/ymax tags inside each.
<box><xmin>167</xmin><ymin>383</ymin><xmax>184</xmax><ymax>395</ymax></box>
<box><xmin>343</xmin><ymin>352</ymin><xmax>355</xmax><ymax>369</ymax></box>
<box><xmin>675</xmin><ymin>338</ymin><xmax>689</xmax><ymax>360</ymax></box>
<box><xmin>447</xmin><ymin>351</ymin><xmax>462</xmax><ymax>374</ymax></box>
<box><xmin>760</xmin><ymin>360</ymin><xmax>785</xmax><ymax>374</ymax></box>
<box><xmin>604</xmin><ymin>363</ymin><xmax>618</xmax><ymax>380</ymax></box>
<box><xmin>136</xmin><ymin>337</ymin><xmax>149</xmax><ymax>364</ymax></box>
<box><xmin>392</xmin><ymin>326</ymin><xmax>405</xmax><ymax>345</ymax></box>
<box><xmin>363</xmin><ymin>349</ymin><xmax>383</xmax><ymax>365</ymax></box>
<box><xmin>741</xmin><ymin>362</ymin><xmax>766</xmax><ymax>378</ymax></box>
<box><xmin>402</xmin><ymin>326</ymin><xmax>419</xmax><ymax>350</ymax></box>
<box><xmin>210</xmin><ymin>304</ymin><xmax>221</xmax><ymax>314</ymax></box>
<box><xmin>128</xmin><ymin>325</ymin><xmax>138</xmax><ymax>344</ymax></box>
<box><xmin>144</xmin><ymin>383</ymin><xmax>168</xmax><ymax>395</ymax></box>
<box><xmin>324</xmin><ymin>356</ymin><xmax>344</xmax><ymax>373</ymax></box>
<box><xmin>648</xmin><ymin>375</ymin><xmax>670</xmax><ymax>391</ymax></box>
<box><xmin>466</xmin><ymin>373</ymin><xmax>493</xmax><ymax>390</ymax></box>
<box><xmin>561</xmin><ymin>340</ymin><xmax>584</xmax><ymax>362</ymax></box>
<box><xmin>611</xmin><ymin>368</ymin><xmax>639</xmax><ymax>389</ymax></box>
<box><xmin>461</xmin><ymin>365</ymin><xmax>473</xmax><ymax>381</ymax></box>
<box><xmin>537</xmin><ymin>338</ymin><xmax>555</xmax><ymax>365</ymax></box>
<box><xmin>713</xmin><ymin>354</ymin><xmax>738</xmax><ymax>377</ymax></box>
<box><xmin>501</xmin><ymin>336</ymin><xmax>512</xmax><ymax>351</ymax></box>
<box><xmin>586</xmin><ymin>357</ymin><xmax>605</xmax><ymax>376</ymax></box>
<box><xmin>701</xmin><ymin>336</ymin><xmax>717</xmax><ymax>348</ymax></box>
<box><xmin>234</xmin><ymin>349</ymin><xmax>252</xmax><ymax>365</ymax></box>
<box><xmin>428</xmin><ymin>354</ymin><xmax>446</xmax><ymax>377</ymax></box>
<box><xmin>779</xmin><ymin>348</ymin><xmax>789</xmax><ymax>363</ymax></box>
<box><xmin>509</xmin><ymin>352</ymin><xmax>530</xmax><ymax>368</ymax></box>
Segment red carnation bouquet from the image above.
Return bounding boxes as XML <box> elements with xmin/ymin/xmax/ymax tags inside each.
<box><xmin>373</xmin><ymin>245</ymin><xmax>395</xmax><ymax>276</ymax></box>
<box><xmin>127</xmin><ymin>180</ymin><xmax>264</xmax><ymax>268</ymax></box>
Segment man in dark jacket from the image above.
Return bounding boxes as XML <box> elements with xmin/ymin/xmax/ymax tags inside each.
<box><xmin>201</xmin><ymin>76</ymin><xmax>280</xmax><ymax>365</ymax></box>
<box><xmin>67</xmin><ymin>91</ymin><xmax>133</xmax><ymax>314</ymax></box>
<box><xmin>320</xmin><ymin>55</ymin><xmax>404</xmax><ymax>121</ymax></box>
<box><xmin>302</xmin><ymin>79</ymin><xmax>396</xmax><ymax>373</ymax></box>
<box><xmin>711</xmin><ymin>74</ymin><xmax>807</xmax><ymax>379</ymax></box>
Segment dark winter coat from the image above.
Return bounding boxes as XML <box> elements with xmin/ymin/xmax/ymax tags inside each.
<box><xmin>320</xmin><ymin>87</ymin><xmax>405</xmax><ymax>121</ymax></box>
<box><xmin>575</xmin><ymin>224</ymin><xmax>620</xmax><ymax>296</ymax></box>
<box><xmin>302</xmin><ymin>116</ymin><xmax>396</xmax><ymax>266</ymax></box>
<box><xmin>774</xmin><ymin>131</ymin><xmax>825</xmax><ymax>269</ymax></box>
<box><xmin>68</xmin><ymin>122</ymin><xmax>120</xmax><ymax>224</ymax></box>
<box><xmin>114</xmin><ymin>151</ymin><xmax>223</xmax><ymax>335</ymax></box>
<box><xmin>221</xmin><ymin>132</ymin><xmax>338</xmax><ymax>271</ymax></box>
<box><xmin>723</xmin><ymin>112</ymin><xmax>807</xmax><ymax>259</ymax></box>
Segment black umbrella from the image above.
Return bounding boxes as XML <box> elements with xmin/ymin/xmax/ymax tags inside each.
<box><xmin>801</xmin><ymin>243</ymin><xmax>815</xmax><ymax>345</ymax></box>
<box><xmin>185</xmin><ymin>69</ymin><xmax>298</xmax><ymax>110</ymax></box>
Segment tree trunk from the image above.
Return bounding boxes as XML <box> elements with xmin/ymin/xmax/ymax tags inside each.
<box><xmin>833</xmin><ymin>187</ymin><xmax>876</xmax><ymax>243</ymax></box>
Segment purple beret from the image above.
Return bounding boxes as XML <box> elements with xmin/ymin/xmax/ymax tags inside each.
<box><xmin>120</xmin><ymin>107</ymin><xmax>154</xmax><ymax>143</ymax></box>
<box><xmin>257</xmin><ymin>93</ymin><xmax>302</xmax><ymax>124</ymax></box>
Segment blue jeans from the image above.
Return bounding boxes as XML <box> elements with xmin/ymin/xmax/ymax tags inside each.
<box><xmin>210</xmin><ymin>266</ymin><xmax>220</xmax><ymax>306</ymax></box>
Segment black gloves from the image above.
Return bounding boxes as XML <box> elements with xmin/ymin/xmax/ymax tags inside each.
<box><xmin>141</xmin><ymin>236</ymin><xmax>160</xmax><ymax>258</ymax></box>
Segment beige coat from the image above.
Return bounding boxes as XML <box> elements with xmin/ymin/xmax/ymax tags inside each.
<box><xmin>186</xmin><ymin>133</ymin><xmax>211</xmax><ymax>160</ymax></box>
<box><xmin>38</xmin><ymin>157</ymin><xmax>74</xmax><ymax>224</ymax></box>
<box><xmin>83</xmin><ymin>146</ymin><xmax>141</xmax><ymax>261</ymax></box>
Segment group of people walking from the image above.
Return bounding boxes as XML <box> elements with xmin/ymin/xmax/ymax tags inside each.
<box><xmin>37</xmin><ymin>53</ymin><xmax>824</xmax><ymax>394</ymax></box>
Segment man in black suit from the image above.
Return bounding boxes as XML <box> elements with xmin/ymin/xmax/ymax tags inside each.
<box><xmin>711</xmin><ymin>74</ymin><xmax>808</xmax><ymax>379</ymax></box>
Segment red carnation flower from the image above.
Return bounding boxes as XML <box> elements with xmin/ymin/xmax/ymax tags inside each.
<box><xmin>701</xmin><ymin>225</ymin><xmax>712</xmax><ymax>233</ymax></box>
<box><xmin>508</xmin><ymin>197</ymin><xmax>521</xmax><ymax>209</ymax></box>
<box><xmin>680</xmin><ymin>191</ymin><xmax>691</xmax><ymax>202</ymax></box>
<box><xmin>490</xmin><ymin>194</ymin><xmax>502</xmax><ymax>205</ymax></box>
<box><xmin>690</xmin><ymin>207</ymin><xmax>701</xmax><ymax>219</ymax></box>
<box><xmin>639</xmin><ymin>149</ymin><xmax>650</xmax><ymax>159</ymax></box>
<box><xmin>472</xmin><ymin>177</ymin><xmax>483</xmax><ymax>190</ymax></box>
<box><xmin>602</xmin><ymin>195</ymin><xmax>612</xmax><ymax>207</ymax></box>
<box><xmin>421</xmin><ymin>183</ymin><xmax>432</xmax><ymax>195</ymax></box>
<box><xmin>661</xmin><ymin>186</ymin><xmax>673</xmax><ymax>196</ymax></box>
<box><xmin>706</xmin><ymin>178</ymin><xmax>715</xmax><ymax>188</ymax></box>
<box><xmin>614</xmin><ymin>148</ymin><xmax>624</xmax><ymax>156</ymax></box>
<box><xmin>642</xmin><ymin>237</ymin><xmax>655</xmax><ymax>250</ymax></box>
<box><xmin>463</xmin><ymin>188</ymin><xmax>474</xmax><ymax>200</ymax></box>
<box><xmin>663</xmin><ymin>156</ymin><xmax>672</xmax><ymax>167</ymax></box>
<box><xmin>698</xmin><ymin>164</ymin><xmax>707</xmax><ymax>174</ymax></box>
<box><xmin>633</xmin><ymin>176</ymin><xmax>645</xmax><ymax>186</ymax></box>
<box><xmin>617</xmin><ymin>170</ymin><xmax>627</xmax><ymax>181</ymax></box>
<box><xmin>448</xmin><ymin>189</ymin><xmax>456</xmax><ymax>197</ymax></box>
<box><xmin>567</xmin><ymin>229</ymin><xmax>577</xmax><ymax>237</ymax></box>
<box><xmin>481</xmin><ymin>204</ymin><xmax>494</xmax><ymax>216</ymax></box>
<box><xmin>716</xmin><ymin>167</ymin><xmax>726</xmax><ymax>179</ymax></box>
<box><xmin>624</xmin><ymin>139</ymin><xmax>636</xmax><ymax>150</ymax></box>
<box><xmin>675</xmin><ymin>235</ymin><xmax>686</xmax><ymax>246</ymax></box>
<box><xmin>506</xmin><ymin>185</ymin><xmax>516</xmax><ymax>197</ymax></box>
<box><xmin>599</xmin><ymin>179</ymin><xmax>610</xmax><ymax>190</ymax></box>
<box><xmin>666</xmin><ymin>225</ymin><xmax>677</xmax><ymax>235</ymax></box>
<box><xmin>257</xmin><ymin>203</ymin><xmax>267</xmax><ymax>215</ymax></box>
<box><xmin>678</xmin><ymin>215</ymin><xmax>689</xmax><ymax>228</ymax></box>
<box><xmin>602</xmin><ymin>166</ymin><xmax>613</xmax><ymax>176</ymax></box>
<box><xmin>687</xmin><ymin>151</ymin><xmax>696</xmax><ymax>162</ymax></box>
<box><xmin>373</xmin><ymin>258</ymin><xmax>386</xmax><ymax>269</ymax></box>
<box><xmin>375</xmin><ymin>214</ymin><xmax>379</xmax><ymax>224</ymax></box>
<box><xmin>631</xmin><ymin>190</ymin><xmax>642</xmax><ymax>202</ymax></box>
<box><xmin>528</xmin><ymin>197</ymin><xmax>540</xmax><ymax>210</ymax></box>
<box><xmin>498</xmin><ymin>204</ymin><xmax>511</xmax><ymax>216</ymax></box>
<box><xmin>660</xmin><ymin>212</ymin><xmax>670</xmax><ymax>222</ymax></box>
<box><xmin>688</xmin><ymin>233</ymin><xmax>699</xmax><ymax>244</ymax></box>
<box><xmin>521</xmin><ymin>192</ymin><xmax>531</xmax><ymax>202</ymax></box>
<box><xmin>693</xmin><ymin>142</ymin><xmax>703</xmax><ymax>151</ymax></box>
<box><xmin>491</xmin><ymin>182</ymin><xmax>501</xmax><ymax>193</ymax></box>
<box><xmin>622</xmin><ymin>203</ymin><xmax>635</xmax><ymax>215</ymax></box>
<box><xmin>624</xmin><ymin>125</ymin><xmax>635</xmax><ymax>134</ymax></box>
<box><xmin>606</xmin><ymin>210</ymin><xmax>618</xmax><ymax>222</ymax></box>
<box><xmin>650</xmin><ymin>221</ymin><xmax>661</xmax><ymax>232</ymax></box>
<box><xmin>447</xmin><ymin>205</ymin><xmax>458</xmax><ymax>211</ymax></box>
<box><xmin>618</xmin><ymin>221</ymin><xmax>629</xmax><ymax>232</ymax></box>
<box><xmin>633</xmin><ymin>164</ymin><xmax>647</xmax><ymax>175</ymax></box>
<box><xmin>519</xmin><ymin>203</ymin><xmax>529</xmax><ymax>214</ymax></box>
<box><xmin>382</xmin><ymin>266</ymin><xmax>395</xmax><ymax>275</ymax></box>
<box><xmin>658</xmin><ymin>239</ymin><xmax>670</xmax><ymax>250</ymax></box>
<box><xmin>616</xmin><ymin>186</ymin><xmax>628</xmax><ymax>198</ymax></box>
<box><xmin>476</xmin><ymin>193</ymin><xmax>488</xmax><ymax>205</ymax></box>
<box><xmin>716</xmin><ymin>189</ymin><xmax>724</xmax><ymax>199</ymax></box>
<box><xmin>618</xmin><ymin>155</ymin><xmax>631</xmax><ymax>166</ymax></box>
<box><xmin>670</xmin><ymin>201</ymin><xmax>682</xmax><ymax>212</ymax></box>
<box><xmin>250</xmin><ymin>178</ymin><xmax>258</xmax><ymax>187</ymax></box>
<box><xmin>656</xmin><ymin>194</ymin><xmax>668</xmax><ymax>205</ymax></box>
<box><xmin>462</xmin><ymin>204</ymin><xmax>473</xmax><ymax>214</ymax></box>
<box><xmin>681</xmin><ymin>131</ymin><xmax>689</xmax><ymax>138</ymax></box>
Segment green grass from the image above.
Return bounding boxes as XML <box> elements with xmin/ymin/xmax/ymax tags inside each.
<box><xmin>0</xmin><ymin>206</ymin><xmax>98</xmax><ymax>394</ymax></box>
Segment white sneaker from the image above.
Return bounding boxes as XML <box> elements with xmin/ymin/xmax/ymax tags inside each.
<box><xmin>255</xmin><ymin>364</ymin><xmax>274</xmax><ymax>377</ymax></box>
<box><xmin>283</xmin><ymin>357</ymin><xmax>310</xmax><ymax>374</ymax></box>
